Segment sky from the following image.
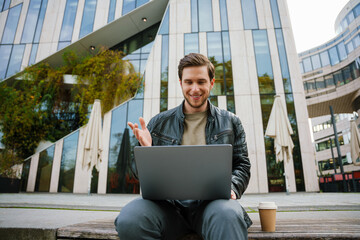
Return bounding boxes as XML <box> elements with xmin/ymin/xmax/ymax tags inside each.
<box><xmin>287</xmin><ymin>0</ymin><xmax>350</xmax><ymax>53</ymax></box>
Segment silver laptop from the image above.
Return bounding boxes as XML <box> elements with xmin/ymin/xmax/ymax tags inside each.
<box><xmin>134</xmin><ymin>144</ymin><xmax>232</xmax><ymax>200</ymax></box>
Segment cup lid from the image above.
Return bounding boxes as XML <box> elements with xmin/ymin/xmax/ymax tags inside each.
<box><xmin>258</xmin><ymin>202</ymin><xmax>277</xmax><ymax>209</ymax></box>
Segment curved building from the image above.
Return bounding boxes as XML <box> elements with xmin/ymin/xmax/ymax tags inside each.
<box><xmin>1</xmin><ymin>0</ymin><xmax>319</xmax><ymax>194</ymax></box>
<box><xmin>299</xmin><ymin>0</ymin><xmax>360</xmax><ymax>175</ymax></box>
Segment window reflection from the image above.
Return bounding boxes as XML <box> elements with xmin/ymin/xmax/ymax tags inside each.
<box><xmin>253</xmin><ymin>30</ymin><xmax>275</xmax><ymax>94</ymax></box>
<box><xmin>227</xmin><ymin>95</ymin><xmax>235</xmax><ymax>113</ymax></box>
<box><xmin>241</xmin><ymin>0</ymin><xmax>258</xmax><ymax>30</ymax></box>
<box><xmin>6</xmin><ymin>44</ymin><xmax>25</xmax><ymax>78</ymax></box>
<box><xmin>0</xmin><ymin>45</ymin><xmax>12</xmax><ymax>80</ymax></box>
<box><xmin>219</xmin><ymin>0</ymin><xmax>229</xmax><ymax>30</ymax></box>
<box><xmin>79</xmin><ymin>0</ymin><xmax>97</xmax><ymax>38</ymax></box>
<box><xmin>59</xmin><ymin>0</ymin><xmax>78</xmax><ymax>42</ymax></box>
<box><xmin>337</xmin><ymin>41</ymin><xmax>347</xmax><ymax>61</ymax></box>
<box><xmin>35</xmin><ymin>145</ymin><xmax>55</xmax><ymax>192</ymax></box>
<box><xmin>58</xmin><ymin>131</ymin><xmax>79</xmax><ymax>192</ymax></box>
<box><xmin>270</xmin><ymin>0</ymin><xmax>281</xmax><ymax>28</ymax></box>
<box><xmin>329</xmin><ymin>46</ymin><xmax>339</xmax><ymax>65</ymax></box>
<box><xmin>311</xmin><ymin>54</ymin><xmax>321</xmax><ymax>70</ymax></box>
<box><xmin>20</xmin><ymin>160</ymin><xmax>31</xmax><ymax>192</ymax></box>
<box><xmin>108</xmin><ymin>0</ymin><xmax>116</xmax><ymax>23</ymax></box>
<box><xmin>107</xmin><ymin>100</ymin><xmax>142</xmax><ymax>194</ymax></box>
<box><xmin>198</xmin><ymin>0</ymin><xmax>213</xmax><ymax>32</ymax></box>
<box><xmin>275</xmin><ymin>29</ymin><xmax>292</xmax><ymax>93</ymax></box>
<box><xmin>160</xmin><ymin>34</ymin><xmax>169</xmax><ymax>112</ymax></box>
<box><xmin>184</xmin><ymin>33</ymin><xmax>199</xmax><ymax>55</ymax></box>
<box><xmin>28</xmin><ymin>43</ymin><xmax>39</xmax><ymax>65</ymax></box>
<box><xmin>191</xmin><ymin>0</ymin><xmax>198</xmax><ymax>32</ymax></box>
<box><xmin>33</xmin><ymin>0</ymin><xmax>48</xmax><ymax>43</ymax></box>
<box><xmin>320</xmin><ymin>51</ymin><xmax>330</xmax><ymax>67</ymax></box>
<box><xmin>1</xmin><ymin>4</ymin><xmax>22</xmax><ymax>44</ymax></box>
<box><xmin>21</xmin><ymin>0</ymin><xmax>42</xmax><ymax>43</ymax></box>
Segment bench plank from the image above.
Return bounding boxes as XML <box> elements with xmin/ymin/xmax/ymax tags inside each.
<box><xmin>57</xmin><ymin>218</ymin><xmax>360</xmax><ymax>240</ymax></box>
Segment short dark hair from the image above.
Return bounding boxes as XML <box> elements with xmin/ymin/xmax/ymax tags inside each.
<box><xmin>178</xmin><ymin>53</ymin><xmax>215</xmax><ymax>81</ymax></box>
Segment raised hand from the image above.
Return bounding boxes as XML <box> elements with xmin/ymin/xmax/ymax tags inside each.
<box><xmin>128</xmin><ymin>117</ymin><xmax>152</xmax><ymax>147</ymax></box>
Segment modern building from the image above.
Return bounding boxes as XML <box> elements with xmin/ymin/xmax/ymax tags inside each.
<box><xmin>0</xmin><ymin>0</ymin><xmax>319</xmax><ymax>194</ymax></box>
<box><xmin>299</xmin><ymin>0</ymin><xmax>360</xmax><ymax>176</ymax></box>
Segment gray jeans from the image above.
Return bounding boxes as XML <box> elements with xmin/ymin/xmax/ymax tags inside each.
<box><xmin>114</xmin><ymin>198</ymin><xmax>250</xmax><ymax>240</ymax></box>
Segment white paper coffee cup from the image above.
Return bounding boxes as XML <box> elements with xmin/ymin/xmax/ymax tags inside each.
<box><xmin>258</xmin><ymin>202</ymin><xmax>277</xmax><ymax>232</ymax></box>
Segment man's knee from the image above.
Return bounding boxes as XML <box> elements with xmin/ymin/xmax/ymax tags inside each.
<box><xmin>203</xmin><ymin>200</ymin><xmax>247</xmax><ymax>227</ymax></box>
<box><xmin>114</xmin><ymin>198</ymin><xmax>161</xmax><ymax>238</ymax></box>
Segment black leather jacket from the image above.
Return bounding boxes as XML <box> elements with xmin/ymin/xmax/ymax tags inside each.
<box><xmin>146</xmin><ymin>100</ymin><xmax>251</xmax><ymax>199</ymax></box>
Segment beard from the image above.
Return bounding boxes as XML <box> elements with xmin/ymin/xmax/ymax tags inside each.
<box><xmin>184</xmin><ymin>94</ymin><xmax>208</xmax><ymax>109</ymax></box>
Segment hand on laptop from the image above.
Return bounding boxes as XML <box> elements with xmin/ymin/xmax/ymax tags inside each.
<box><xmin>128</xmin><ymin>117</ymin><xmax>152</xmax><ymax>147</ymax></box>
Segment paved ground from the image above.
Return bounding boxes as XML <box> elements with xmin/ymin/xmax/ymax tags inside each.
<box><xmin>0</xmin><ymin>192</ymin><xmax>359</xmax><ymax>229</ymax></box>
<box><xmin>0</xmin><ymin>192</ymin><xmax>359</xmax><ymax>240</ymax></box>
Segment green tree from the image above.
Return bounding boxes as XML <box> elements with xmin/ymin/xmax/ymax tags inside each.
<box><xmin>0</xmin><ymin>48</ymin><xmax>140</xmax><ymax>177</ymax></box>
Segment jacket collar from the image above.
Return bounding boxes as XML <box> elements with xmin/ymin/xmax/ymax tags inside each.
<box><xmin>176</xmin><ymin>99</ymin><xmax>216</xmax><ymax>121</ymax></box>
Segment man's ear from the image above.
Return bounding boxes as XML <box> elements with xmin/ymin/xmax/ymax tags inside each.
<box><xmin>179</xmin><ymin>79</ymin><xmax>182</xmax><ymax>86</ymax></box>
<box><xmin>210</xmin><ymin>78</ymin><xmax>215</xmax><ymax>88</ymax></box>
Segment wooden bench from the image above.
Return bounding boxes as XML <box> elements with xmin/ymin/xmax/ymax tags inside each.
<box><xmin>57</xmin><ymin>218</ymin><xmax>360</xmax><ymax>239</ymax></box>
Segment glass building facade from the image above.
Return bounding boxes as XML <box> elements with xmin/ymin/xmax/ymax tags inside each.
<box><xmin>4</xmin><ymin>0</ymin><xmax>319</xmax><ymax>194</ymax></box>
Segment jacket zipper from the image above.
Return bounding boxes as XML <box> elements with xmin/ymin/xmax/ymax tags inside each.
<box><xmin>213</xmin><ymin>130</ymin><xmax>233</xmax><ymax>140</ymax></box>
<box><xmin>153</xmin><ymin>132</ymin><xmax>177</xmax><ymax>144</ymax></box>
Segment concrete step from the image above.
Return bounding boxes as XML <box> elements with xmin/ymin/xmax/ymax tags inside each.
<box><xmin>56</xmin><ymin>218</ymin><xmax>360</xmax><ymax>240</ymax></box>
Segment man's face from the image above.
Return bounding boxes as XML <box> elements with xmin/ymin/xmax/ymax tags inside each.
<box><xmin>180</xmin><ymin>65</ymin><xmax>214</xmax><ymax>114</ymax></box>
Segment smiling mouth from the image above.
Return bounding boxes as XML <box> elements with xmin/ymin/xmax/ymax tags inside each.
<box><xmin>190</xmin><ymin>95</ymin><xmax>202</xmax><ymax>100</ymax></box>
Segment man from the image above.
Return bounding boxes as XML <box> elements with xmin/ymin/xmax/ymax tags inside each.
<box><xmin>115</xmin><ymin>53</ymin><xmax>251</xmax><ymax>239</ymax></box>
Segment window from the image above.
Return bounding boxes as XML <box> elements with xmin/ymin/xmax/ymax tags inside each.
<box><xmin>79</xmin><ymin>0</ymin><xmax>97</xmax><ymax>38</ymax></box>
<box><xmin>207</xmin><ymin>31</ymin><xmax>233</xmax><ymax>95</ymax></box>
<box><xmin>35</xmin><ymin>145</ymin><xmax>55</xmax><ymax>192</ymax></box>
<box><xmin>198</xmin><ymin>0</ymin><xmax>213</xmax><ymax>32</ymax></box>
<box><xmin>311</xmin><ymin>54</ymin><xmax>321</xmax><ymax>70</ymax></box>
<box><xmin>306</xmin><ymin>80</ymin><xmax>316</xmax><ymax>93</ymax></box>
<box><xmin>275</xmin><ymin>29</ymin><xmax>292</xmax><ymax>93</ymax></box>
<box><xmin>184</xmin><ymin>33</ymin><xmax>199</xmax><ymax>55</ymax></box>
<box><xmin>353</xmin><ymin>34</ymin><xmax>360</xmax><ymax>48</ymax></box>
<box><xmin>21</xmin><ymin>0</ymin><xmax>42</xmax><ymax>43</ymax></box>
<box><xmin>270</xmin><ymin>0</ymin><xmax>281</xmax><ymax>28</ymax></box>
<box><xmin>122</xmin><ymin>0</ymin><xmax>149</xmax><ymax>15</ymax></box>
<box><xmin>58</xmin><ymin>131</ymin><xmax>79</xmax><ymax>192</ymax></box>
<box><xmin>302</xmin><ymin>57</ymin><xmax>312</xmax><ymax>72</ymax></box>
<box><xmin>355</xmin><ymin>4</ymin><xmax>360</xmax><ymax>17</ymax></box>
<box><xmin>219</xmin><ymin>0</ymin><xmax>228</xmax><ymax>30</ymax></box>
<box><xmin>0</xmin><ymin>45</ymin><xmax>11</xmax><ymax>80</ymax></box>
<box><xmin>20</xmin><ymin>160</ymin><xmax>31</xmax><ymax>192</ymax></box>
<box><xmin>329</xmin><ymin>46</ymin><xmax>339</xmax><ymax>65</ymax></box>
<box><xmin>6</xmin><ymin>44</ymin><xmax>25</xmax><ymax>78</ymax></box>
<box><xmin>1</xmin><ymin>4</ymin><xmax>22</xmax><ymax>44</ymax></box>
<box><xmin>324</xmin><ymin>74</ymin><xmax>335</xmax><ymax>88</ymax></box>
<box><xmin>320</xmin><ymin>51</ymin><xmax>330</xmax><ymax>67</ymax></box>
<box><xmin>337</xmin><ymin>42</ymin><xmax>347</xmax><ymax>61</ymax></box>
<box><xmin>346</xmin><ymin>41</ymin><xmax>354</xmax><ymax>53</ymax></box>
<box><xmin>59</xmin><ymin>0</ymin><xmax>78</xmax><ymax>43</ymax></box>
<box><xmin>191</xmin><ymin>0</ymin><xmax>198</xmax><ymax>32</ymax></box>
<box><xmin>1</xmin><ymin>0</ymin><xmax>10</xmax><ymax>11</ymax></box>
<box><xmin>253</xmin><ymin>30</ymin><xmax>275</xmax><ymax>94</ymax></box>
<box><xmin>160</xmin><ymin>35</ymin><xmax>169</xmax><ymax>112</ymax></box>
<box><xmin>107</xmin><ymin>100</ymin><xmax>142</xmax><ymax>194</ymax></box>
<box><xmin>315</xmin><ymin>77</ymin><xmax>325</xmax><ymax>90</ymax></box>
<box><xmin>33</xmin><ymin>0</ymin><xmax>48</xmax><ymax>43</ymax></box>
<box><xmin>158</xmin><ymin>6</ymin><xmax>169</xmax><ymax>35</ymax></box>
<box><xmin>299</xmin><ymin>62</ymin><xmax>304</xmax><ymax>74</ymax></box>
<box><xmin>333</xmin><ymin>70</ymin><xmax>344</xmax><ymax>86</ymax></box>
<box><xmin>241</xmin><ymin>0</ymin><xmax>258</xmax><ymax>30</ymax></box>
<box><xmin>122</xmin><ymin>0</ymin><xmax>135</xmax><ymax>15</ymax></box>
<box><xmin>108</xmin><ymin>0</ymin><xmax>116</xmax><ymax>23</ymax></box>
<box><xmin>28</xmin><ymin>44</ymin><xmax>39</xmax><ymax>65</ymax></box>
<box><xmin>346</xmin><ymin>11</ymin><xmax>355</xmax><ymax>24</ymax></box>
